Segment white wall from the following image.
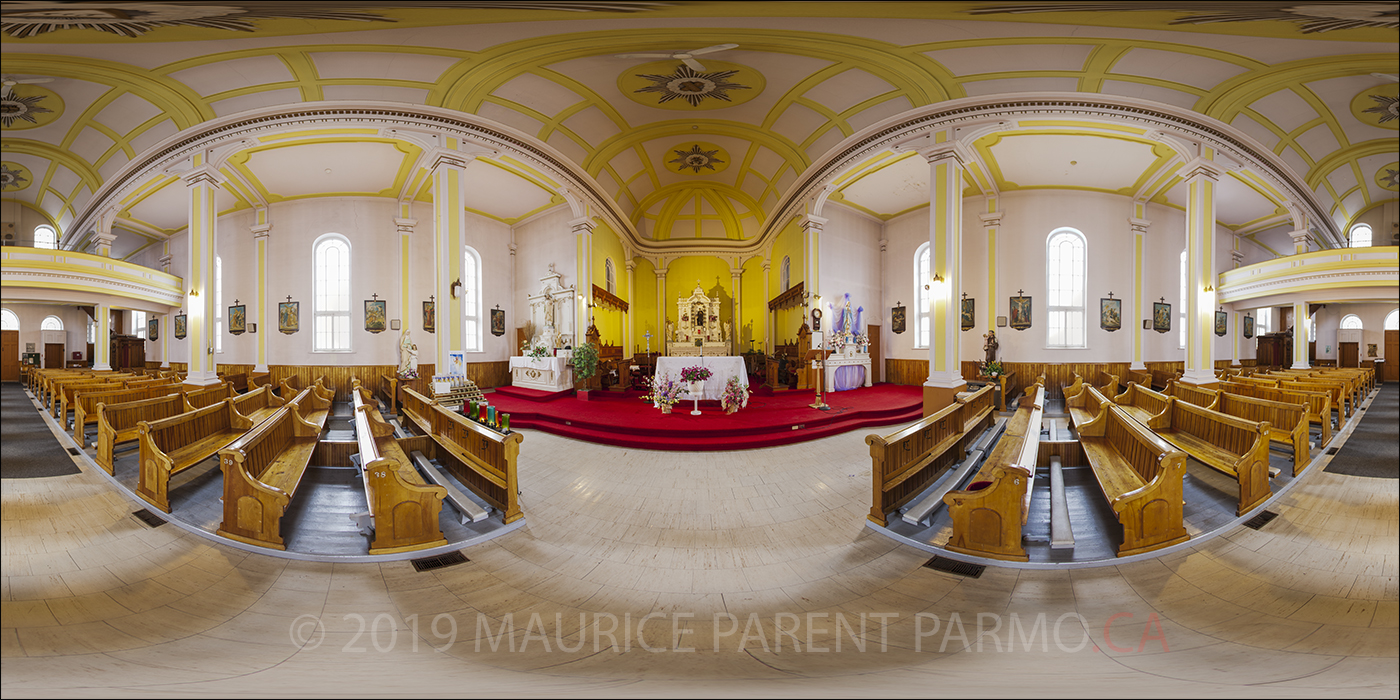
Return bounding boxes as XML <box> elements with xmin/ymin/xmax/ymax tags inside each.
<box><xmin>2</xmin><ymin>304</ymin><xmax>93</xmax><ymax>366</ymax></box>
<box><xmin>1315</xmin><ymin>302</ymin><xmax>1398</xmax><ymax>361</ymax></box>
<box><xmin>819</xmin><ymin>203</ymin><xmax>883</xmax><ymax>334</ymax></box>
<box><xmin>1</xmin><ymin>201</ymin><xmax>59</xmax><ymax>247</ymax></box>
<box><xmin>512</xmin><ymin>207</ymin><xmax>578</xmax><ymax>348</ymax></box>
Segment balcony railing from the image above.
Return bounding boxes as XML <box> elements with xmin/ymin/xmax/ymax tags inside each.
<box><xmin>1217</xmin><ymin>246</ymin><xmax>1398</xmax><ymax>305</ymax></box>
<box><xmin>1</xmin><ymin>246</ymin><xmax>183</xmax><ymax>307</ymax></box>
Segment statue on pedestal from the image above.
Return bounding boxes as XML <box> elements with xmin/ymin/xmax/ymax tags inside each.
<box><xmin>983</xmin><ymin>330</ymin><xmax>999</xmax><ymax>366</ymax></box>
<box><xmin>398</xmin><ymin>330</ymin><xmax>419</xmax><ymax>378</ymax></box>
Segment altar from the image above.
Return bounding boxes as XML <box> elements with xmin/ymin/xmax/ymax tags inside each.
<box><xmin>825</xmin><ymin>347</ymin><xmax>872</xmax><ymax>392</ymax></box>
<box><xmin>509</xmin><ymin>356</ymin><xmax>573</xmax><ymax>392</ymax></box>
<box><xmin>666</xmin><ymin>281</ymin><xmax>731</xmax><ymax>356</ymax></box>
<box><xmin>654</xmin><ymin>356</ymin><xmax>748</xmax><ymax>401</ymax></box>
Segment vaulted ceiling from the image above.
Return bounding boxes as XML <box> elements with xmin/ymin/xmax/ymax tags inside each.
<box><xmin>1</xmin><ymin>1</ymin><xmax>1395</xmax><ymax>260</ymax></box>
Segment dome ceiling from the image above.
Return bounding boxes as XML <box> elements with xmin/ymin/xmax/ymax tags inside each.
<box><xmin>0</xmin><ymin>1</ymin><xmax>1394</xmax><ymax>261</ymax></box>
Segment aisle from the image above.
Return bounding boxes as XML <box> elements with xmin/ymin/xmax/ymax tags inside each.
<box><xmin>0</xmin><ymin>382</ymin><xmax>82</xmax><ymax>479</ymax></box>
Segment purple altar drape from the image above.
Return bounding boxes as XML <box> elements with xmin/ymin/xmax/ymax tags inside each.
<box><xmin>833</xmin><ymin>365</ymin><xmax>865</xmax><ymax>391</ymax></box>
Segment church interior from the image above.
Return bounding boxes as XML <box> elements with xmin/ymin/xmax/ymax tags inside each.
<box><xmin>1</xmin><ymin>2</ymin><xmax>1397</xmax><ymax>696</ymax></box>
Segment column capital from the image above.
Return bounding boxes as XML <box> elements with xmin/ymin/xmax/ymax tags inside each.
<box><xmin>879</xmin><ymin>238</ymin><xmax>888</xmax><ymax>253</ymax></box>
<box><xmin>92</xmin><ymin>231</ymin><xmax>117</xmax><ymax>247</ymax></box>
<box><xmin>158</xmin><ymin>254</ymin><xmax>172</xmax><ymax>270</ymax></box>
<box><xmin>1289</xmin><ymin>229</ymin><xmax>1311</xmax><ymax>253</ymax></box>
<box><xmin>654</xmin><ymin>269</ymin><xmax>668</xmax><ymax>280</ymax></box>
<box><xmin>625</xmin><ymin>259</ymin><xmax>637</xmax><ymax>272</ymax></box>
<box><xmin>251</xmin><ymin>223</ymin><xmax>272</xmax><ymax>238</ymax></box>
<box><xmin>800</xmin><ymin>214</ymin><xmax>827</xmax><ymax>233</ymax></box>
<box><xmin>1231</xmin><ymin>249</ymin><xmax>1245</xmax><ymax>268</ymax></box>
<box><xmin>1181</xmin><ymin>157</ymin><xmax>1224</xmax><ymax>182</ymax></box>
<box><xmin>509</xmin><ymin>242</ymin><xmax>518</xmax><ymax>257</ymax></box>
<box><xmin>978</xmin><ymin>211</ymin><xmax>1004</xmax><ymax>228</ymax></box>
<box><xmin>181</xmin><ymin>164</ymin><xmax>223</xmax><ymax>188</ymax></box>
<box><xmin>730</xmin><ymin>267</ymin><xmax>744</xmax><ymax>278</ymax></box>
<box><xmin>1129</xmin><ymin>217</ymin><xmax>1152</xmax><ymax>235</ymax></box>
<box><xmin>569</xmin><ymin>217</ymin><xmax>595</xmax><ymax>235</ymax></box>
<box><xmin>393</xmin><ymin>218</ymin><xmax>417</xmax><ymax>233</ymax></box>
<box><xmin>426</xmin><ymin>148</ymin><xmax>474</xmax><ymax>172</ymax></box>
<box><xmin>893</xmin><ymin>135</ymin><xmax>973</xmax><ymax>168</ymax></box>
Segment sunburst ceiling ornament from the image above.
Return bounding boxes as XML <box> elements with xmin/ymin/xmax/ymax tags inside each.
<box><xmin>1351</xmin><ymin>84</ymin><xmax>1399</xmax><ymax>129</ymax></box>
<box><xmin>969</xmin><ymin>2</ymin><xmax>1399</xmax><ymax>34</ymax></box>
<box><xmin>0</xmin><ymin>85</ymin><xmax>58</xmax><ymax>128</ymax></box>
<box><xmin>1378</xmin><ymin>162</ymin><xmax>1399</xmax><ymax>192</ymax></box>
<box><xmin>1</xmin><ymin>162</ymin><xmax>33</xmax><ymax>191</ymax></box>
<box><xmin>668</xmin><ymin>143</ymin><xmax>728</xmax><ymax>174</ymax></box>
<box><xmin>632</xmin><ymin>63</ymin><xmax>751</xmax><ymax>108</ymax></box>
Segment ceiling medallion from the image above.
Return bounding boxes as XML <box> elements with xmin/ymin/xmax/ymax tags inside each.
<box><xmin>1351</xmin><ymin>83</ymin><xmax>1398</xmax><ymax>129</ymax></box>
<box><xmin>668</xmin><ymin>143</ymin><xmax>727</xmax><ymax>174</ymax></box>
<box><xmin>1</xmin><ymin>162</ymin><xmax>33</xmax><ymax>191</ymax></box>
<box><xmin>635</xmin><ymin>63</ymin><xmax>750</xmax><ymax>107</ymax></box>
<box><xmin>0</xmin><ymin>85</ymin><xmax>58</xmax><ymax>128</ymax></box>
<box><xmin>1378</xmin><ymin>162</ymin><xmax>1399</xmax><ymax>192</ymax></box>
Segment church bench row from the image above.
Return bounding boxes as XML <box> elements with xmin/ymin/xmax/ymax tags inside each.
<box><xmin>230</xmin><ymin>385</ymin><xmax>287</xmax><ymax>425</ymax></box>
<box><xmin>1167</xmin><ymin>380</ymin><xmax>1310</xmax><ymax>473</ymax></box>
<box><xmin>278</xmin><ymin>375</ymin><xmax>334</xmax><ymax>403</ymax></box>
<box><xmin>47</xmin><ymin>374</ymin><xmax>136</xmax><ymax>415</ymax></box>
<box><xmin>352</xmin><ymin>387</ymin><xmax>449</xmax><ymax>554</ymax></box>
<box><xmin>216</xmin><ymin>392</ymin><xmax>327</xmax><ymax>550</ymax></box>
<box><xmin>136</xmin><ymin>398</ymin><xmax>255</xmax><ymax>512</ymax></box>
<box><xmin>72</xmin><ymin>381</ymin><xmax>182</xmax><ymax>441</ymax></box>
<box><xmin>1244</xmin><ymin>374</ymin><xmax>1351</xmax><ymax>422</ymax></box>
<box><xmin>60</xmin><ymin>376</ymin><xmax>173</xmax><ymax>424</ymax></box>
<box><xmin>1063</xmin><ymin>371</ymin><xmax>1119</xmax><ymax>403</ymax></box>
<box><xmin>1218</xmin><ymin>380</ymin><xmax>1331</xmax><ymax>448</ymax></box>
<box><xmin>399</xmin><ymin>386</ymin><xmax>524</xmax><ymax>524</ymax></box>
<box><xmin>1258</xmin><ymin>370</ymin><xmax>1360</xmax><ymax>414</ymax></box>
<box><xmin>864</xmin><ymin>384</ymin><xmax>995</xmax><ymax>527</ymax></box>
<box><xmin>94</xmin><ymin>385</ymin><xmax>232</xmax><ymax>473</ymax></box>
<box><xmin>52</xmin><ymin>378</ymin><xmax>132</xmax><ymax>418</ymax></box>
<box><xmin>38</xmin><ymin>370</ymin><xmax>124</xmax><ymax>407</ymax></box>
<box><xmin>1077</xmin><ymin>403</ymin><xmax>1191</xmax><ymax>556</ymax></box>
<box><xmin>942</xmin><ymin>383</ymin><xmax>1046</xmax><ymax>561</ymax></box>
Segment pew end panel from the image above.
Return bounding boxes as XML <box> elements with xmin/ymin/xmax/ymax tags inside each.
<box><xmin>943</xmin><ymin>464</ymin><xmax>1033</xmax><ymax>562</ymax></box>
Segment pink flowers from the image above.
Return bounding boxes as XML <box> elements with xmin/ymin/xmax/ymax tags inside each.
<box><xmin>679</xmin><ymin>366</ymin><xmax>713</xmax><ymax>383</ymax></box>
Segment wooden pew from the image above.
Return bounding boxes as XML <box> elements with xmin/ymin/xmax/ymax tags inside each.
<box><xmin>95</xmin><ymin>394</ymin><xmax>190</xmax><ymax>474</ymax></box>
<box><xmin>943</xmin><ymin>384</ymin><xmax>1045</xmax><ymax>561</ymax></box>
<box><xmin>1150</xmin><ymin>368</ymin><xmax>1181</xmax><ymax>391</ymax></box>
<box><xmin>1213</xmin><ymin>391</ymin><xmax>1311</xmax><ymax>476</ymax></box>
<box><xmin>1276</xmin><ymin>377</ymin><xmax>1349</xmax><ymax>423</ymax></box>
<box><xmin>184</xmin><ymin>382</ymin><xmax>237</xmax><ymax>410</ymax></box>
<box><xmin>136</xmin><ymin>399</ymin><xmax>253</xmax><ymax>512</ymax></box>
<box><xmin>1265</xmin><ymin>369</ymin><xmax>1361</xmax><ymax>412</ymax></box>
<box><xmin>50</xmin><ymin>376</ymin><xmax>128</xmax><ymax>416</ymax></box>
<box><xmin>1219</xmin><ymin>380</ymin><xmax>1332</xmax><ymax>448</ymax></box>
<box><xmin>1112</xmin><ymin>382</ymin><xmax>1172</xmax><ymax>425</ymax></box>
<box><xmin>219</xmin><ymin>371</ymin><xmax>249</xmax><ymax>393</ymax></box>
<box><xmin>56</xmin><ymin>379</ymin><xmax>127</xmax><ymax>419</ymax></box>
<box><xmin>1096</xmin><ymin>371</ymin><xmax>1121</xmax><ymax>399</ymax></box>
<box><xmin>249</xmin><ymin>371</ymin><xmax>273</xmax><ymax>391</ymax></box>
<box><xmin>1066</xmin><ymin>384</ymin><xmax>1111</xmax><ymax>432</ymax></box>
<box><xmin>1140</xmin><ymin>396</ymin><xmax>1273</xmax><ymax>515</ymax></box>
<box><xmin>865</xmin><ymin>397</ymin><xmax>970</xmax><ymax>527</ymax></box>
<box><xmin>956</xmin><ymin>384</ymin><xmax>996</xmax><ymax>435</ymax></box>
<box><xmin>72</xmin><ymin>381</ymin><xmax>181</xmax><ymax>441</ymax></box>
<box><xmin>1128</xmin><ymin>369</ymin><xmax>1153</xmax><ymax>389</ymax></box>
<box><xmin>1077</xmin><ymin>405</ymin><xmax>1190</xmax><ymax>556</ymax></box>
<box><xmin>287</xmin><ymin>386</ymin><xmax>332</xmax><ymax>431</ymax></box>
<box><xmin>352</xmin><ymin>388</ymin><xmax>448</xmax><ymax>553</ymax></box>
<box><xmin>217</xmin><ymin>405</ymin><xmax>321</xmax><ymax>549</ymax></box>
<box><xmin>1063</xmin><ymin>373</ymin><xmax>1086</xmax><ymax>400</ymax></box>
<box><xmin>400</xmin><ymin>386</ymin><xmax>524</xmax><ymax>524</ymax></box>
<box><xmin>230</xmin><ymin>385</ymin><xmax>287</xmax><ymax>425</ymax></box>
<box><xmin>1164</xmin><ymin>380</ymin><xmax>1219</xmax><ymax>410</ymax></box>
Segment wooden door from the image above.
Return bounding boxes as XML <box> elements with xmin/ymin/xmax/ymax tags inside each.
<box><xmin>867</xmin><ymin>324</ymin><xmax>881</xmax><ymax>383</ymax></box>
<box><xmin>1386</xmin><ymin>330</ymin><xmax>1398</xmax><ymax>382</ymax></box>
<box><xmin>1</xmin><ymin>330</ymin><xmax>18</xmax><ymax>382</ymax></box>
<box><xmin>1340</xmin><ymin>342</ymin><xmax>1359</xmax><ymax>368</ymax></box>
<box><xmin>44</xmin><ymin>342</ymin><xmax>64</xmax><ymax>369</ymax></box>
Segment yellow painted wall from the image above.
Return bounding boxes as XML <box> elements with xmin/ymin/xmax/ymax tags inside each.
<box><xmin>666</xmin><ymin>256</ymin><xmax>733</xmax><ymax>323</ymax></box>
<box><xmin>770</xmin><ymin>217</ymin><xmax>806</xmax><ymax>343</ymax></box>
<box><xmin>740</xmin><ymin>255</ymin><xmax>767</xmax><ymax>353</ymax></box>
<box><xmin>631</xmin><ymin>256</ymin><xmax>658</xmax><ymax>354</ymax></box>
<box><xmin>589</xmin><ymin>221</ymin><xmax>628</xmax><ymax>347</ymax></box>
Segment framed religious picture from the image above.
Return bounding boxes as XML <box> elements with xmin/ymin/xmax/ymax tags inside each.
<box><xmin>228</xmin><ymin>302</ymin><xmax>246</xmax><ymax>335</ymax></box>
<box><xmin>1009</xmin><ymin>293</ymin><xmax>1032</xmax><ymax>331</ymax></box>
<box><xmin>490</xmin><ymin>306</ymin><xmax>505</xmax><ymax>337</ymax></box>
<box><xmin>1100</xmin><ymin>297</ymin><xmax>1121</xmax><ymax>332</ymax></box>
<box><xmin>278</xmin><ymin>300</ymin><xmax>299</xmax><ymax>335</ymax></box>
<box><xmin>1368</xmin><ymin>343</ymin><xmax>1378</xmax><ymax>358</ymax></box>
<box><xmin>446</xmin><ymin>351</ymin><xmax>466</xmax><ymax>377</ymax></box>
<box><xmin>423</xmin><ymin>300</ymin><xmax>436</xmax><ymax>333</ymax></box>
<box><xmin>364</xmin><ymin>298</ymin><xmax>387</xmax><ymax>334</ymax></box>
<box><xmin>1152</xmin><ymin>301</ymin><xmax>1172</xmax><ymax>334</ymax></box>
<box><xmin>174</xmin><ymin>313</ymin><xmax>187</xmax><ymax>339</ymax></box>
<box><xmin>1243</xmin><ymin>315</ymin><xmax>1254</xmax><ymax>338</ymax></box>
<box><xmin>1215</xmin><ymin>310</ymin><xmax>1228</xmax><ymax>337</ymax></box>
<box><xmin>960</xmin><ymin>296</ymin><xmax>975</xmax><ymax>331</ymax></box>
<box><xmin>147</xmin><ymin>318</ymin><xmax>158</xmax><ymax>341</ymax></box>
<box><xmin>890</xmin><ymin>304</ymin><xmax>906</xmax><ymax>334</ymax></box>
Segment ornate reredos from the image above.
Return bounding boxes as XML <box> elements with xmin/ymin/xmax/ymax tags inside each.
<box><xmin>675</xmin><ymin>281</ymin><xmax>722</xmax><ymax>342</ymax></box>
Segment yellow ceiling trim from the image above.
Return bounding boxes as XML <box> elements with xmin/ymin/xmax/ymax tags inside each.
<box><xmin>0</xmin><ymin>199</ymin><xmax>61</xmax><ymax>234</ymax></box>
<box><xmin>831</xmin><ymin>150</ymin><xmax>902</xmax><ymax>187</ymax></box>
<box><xmin>825</xmin><ymin>193</ymin><xmax>893</xmax><ymax>222</ymax></box>
<box><xmin>633</xmin><ymin>182</ymin><xmax>764</xmax><ymax>228</ymax></box>
<box><xmin>730</xmin><ymin>143</ymin><xmax>766</xmax><ymax>196</ymax></box>
<box><xmin>3</xmin><ymin>54</ymin><xmax>211</xmax><ymax>128</ymax></box>
<box><xmin>1306</xmin><ymin>140</ymin><xmax>1396</xmax><ymax>190</ymax></box>
<box><xmin>1148</xmin><ymin>175</ymin><xmax>1185</xmax><ymax>206</ymax></box>
<box><xmin>202</xmin><ymin>81</ymin><xmax>304</xmax><ymax>104</ymax></box>
<box><xmin>91</xmin><ymin>114</ymin><xmax>174</xmax><ymax>174</ymax></box>
<box><xmin>583</xmin><ymin>120</ymin><xmax>808</xmax><ymax>179</ymax></box>
<box><xmin>1232</xmin><ymin>210</ymin><xmax>1291</xmax><ymax>232</ymax></box>
<box><xmin>277</xmin><ymin>51</ymin><xmax>324</xmax><ymax>103</ymax></box>
<box><xmin>529</xmin><ymin>66</ymin><xmax>631</xmax><ymax>135</ymax></box>
<box><xmin>792</xmin><ymin>97</ymin><xmax>852</xmax><ymax>140</ymax></box>
<box><xmin>117</xmin><ymin>175</ymin><xmax>178</xmax><ymax>210</ymax></box>
<box><xmin>1224</xmin><ymin>172</ymin><xmax>1287</xmax><ymax>213</ymax></box>
<box><xmin>116</xmin><ymin>214</ymin><xmax>183</xmax><ymax>238</ymax></box>
<box><xmin>477</xmin><ymin>156</ymin><xmax>562</xmax><ymax>195</ymax></box>
<box><xmin>1197</xmin><ymin>54</ymin><xmax>1398</xmax><ymax>121</ymax></box>
<box><xmin>909</xmin><ymin>36</ymin><xmax>1265</xmax><ymax>72</ymax></box>
<box><xmin>1349</xmin><ymin>161</ymin><xmax>1371</xmax><ymax>208</ymax></box>
<box><xmin>2</xmin><ymin>139</ymin><xmax>102</xmax><ymax>195</ymax></box>
<box><xmin>216</xmin><ymin>168</ymin><xmax>261</xmax><ymax>206</ymax></box>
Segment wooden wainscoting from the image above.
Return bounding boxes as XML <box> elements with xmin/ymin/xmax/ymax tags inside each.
<box><xmin>884</xmin><ymin>359</ymin><xmax>929</xmax><ymax>386</ymax></box>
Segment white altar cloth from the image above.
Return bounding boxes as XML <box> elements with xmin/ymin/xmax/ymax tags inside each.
<box><xmin>509</xmin><ymin>356</ymin><xmax>573</xmax><ymax>392</ymax></box>
<box><xmin>655</xmin><ymin>356</ymin><xmax>748</xmax><ymax>401</ymax></box>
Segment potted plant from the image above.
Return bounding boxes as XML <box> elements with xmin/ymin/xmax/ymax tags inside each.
<box><xmin>720</xmin><ymin>376</ymin><xmax>749</xmax><ymax>414</ymax></box>
<box><xmin>981</xmin><ymin>360</ymin><xmax>1004</xmax><ymax>378</ymax></box>
<box><xmin>570</xmin><ymin>341</ymin><xmax>600</xmax><ymax>398</ymax></box>
<box><xmin>679</xmin><ymin>365</ymin><xmax>713</xmax><ymax>415</ymax></box>
<box><xmin>647</xmin><ymin>373</ymin><xmax>685</xmax><ymax>414</ymax></box>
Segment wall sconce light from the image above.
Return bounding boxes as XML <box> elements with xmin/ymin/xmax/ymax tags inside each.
<box><xmin>1204</xmin><ymin>285</ymin><xmax>1215</xmax><ymax>293</ymax></box>
<box><xmin>189</xmin><ymin>288</ymin><xmax>198</xmax><ymax>296</ymax></box>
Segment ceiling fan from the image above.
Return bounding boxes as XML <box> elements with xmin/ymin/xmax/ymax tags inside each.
<box><xmin>614</xmin><ymin>44</ymin><xmax>739</xmax><ymax>72</ymax></box>
<box><xmin>1</xmin><ymin>75</ymin><xmax>54</xmax><ymax>88</ymax></box>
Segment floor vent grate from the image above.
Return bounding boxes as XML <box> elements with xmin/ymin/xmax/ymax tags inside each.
<box><xmin>131</xmin><ymin>509</ymin><xmax>167</xmax><ymax>528</ymax></box>
<box><xmin>411</xmin><ymin>551</ymin><xmax>469</xmax><ymax>572</ymax></box>
<box><xmin>1326</xmin><ymin>447</ymin><xmax>1339</xmax><ymax>455</ymax></box>
<box><xmin>66</xmin><ymin>447</ymin><xmax>81</xmax><ymax>456</ymax></box>
<box><xmin>923</xmin><ymin>555</ymin><xmax>984</xmax><ymax>578</ymax></box>
<box><xmin>1243</xmin><ymin>510</ymin><xmax>1279</xmax><ymax>530</ymax></box>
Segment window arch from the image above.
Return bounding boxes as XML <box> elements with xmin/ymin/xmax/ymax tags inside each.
<box><xmin>915</xmin><ymin>242</ymin><xmax>930</xmax><ymax>349</ymax></box>
<box><xmin>1178</xmin><ymin>250</ymin><xmax>1187</xmax><ymax>350</ymax></box>
<box><xmin>1</xmin><ymin>308</ymin><xmax>17</xmax><ymax>331</ymax></box>
<box><xmin>313</xmin><ymin>234</ymin><xmax>351</xmax><ymax>352</ymax></box>
<box><xmin>33</xmin><ymin>225</ymin><xmax>56</xmax><ymax>250</ymax></box>
<box><xmin>41</xmin><ymin>315</ymin><xmax>63</xmax><ymax>331</ymax></box>
<box><xmin>1349</xmin><ymin>223</ymin><xmax>1372</xmax><ymax>248</ymax></box>
<box><xmin>1340</xmin><ymin>314</ymin><xmax>1363</xmax><ymax>330</ymax></box>
<box><xmin>463</xmin><ymin>245</ymin><xmax>483</xmax><ymax>353</ymax></box>
<box><xmin>604</xmin><ymin>258</ymin><xmax>616</xmax><ymax>295</ymax></box>
<box><xmin>1385</xmin><ymin>309</ymin><xmax>1399</xmax><ymax>331</ymax></box>
<box><xmin>780</xmin><ymin>256</ymin><xmax>791</xmax><ymax>292</ymax></box>
<box><xmin>1046</xmin><ymin>228</ymin><xmax>1086</xmax><ymax>348</ymax></box>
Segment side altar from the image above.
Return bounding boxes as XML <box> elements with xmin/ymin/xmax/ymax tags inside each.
<box><xmin>823</xmin><ymin>294</ymin><xmax>872</xmax><ymax>392</ymax></box>
<box><xmin>512</xmin><ymin>265</ymin><xmax>576</xmax><ymax>392</ymax></box>
<box><xmin>666</xmin><ymin>281</ymin><xmax>731</xmax><ymax>357</ymax></box>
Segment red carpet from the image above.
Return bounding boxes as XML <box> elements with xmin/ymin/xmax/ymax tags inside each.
<box><xmin>484</xmin><ymin>383</ymin><xmax>924</xmax><ymax>451</ymax></box>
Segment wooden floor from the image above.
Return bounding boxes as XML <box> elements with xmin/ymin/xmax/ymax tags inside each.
<box><xmin>2</xmin><ymin>382</ymin><xmax>1396</xmax><ymax>697</ymax></box>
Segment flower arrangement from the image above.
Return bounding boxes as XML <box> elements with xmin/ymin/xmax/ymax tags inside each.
<box><xmin>720</xmin><ymin>376</ymin><xmax>749</xmax><ymax>413</ymax></box>
<box><xmin>827</xmin><ymin>333</ymin><xmax>847</xmax><ymax>352</ymax></box>
<box><xmin>981</xmin><ymin>360</ymin><xmax>1005</xmax><ymax>378</ymax></box>
<box><xmin>679</xmin><ymin>365</ymin><xmax>713</xmax><ymax>383</ymax></box>
<box><xmin>521</xmin><ymin>341</ymin><xmax>550</xmax><ymax>359</ymax></box>
<box><xmin>647</xmin><ymin>373</ymin><xmax>686</xmax><ymax>409</ymax></box>
<box><xmin>397</xmin><ymin>367</ymin><xmax>419</xmax><ymax>380</ymax></box>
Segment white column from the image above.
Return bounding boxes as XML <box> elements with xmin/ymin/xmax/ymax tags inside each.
<box><xmin>1231</xmin><ymin>248</ymin><xmax>1244</xmax><ymax>367</ymax></box>
<box><xmin>93</xmin><ymin>302</ymin><xmax>112</xmax><ymax>371</ymax></box>
<box><xmin>801</xmin><ymin>215</ymin><xmax>825</xmax><ymax>350</ymax></box>
<box><xmin>396</xmin><ymin>214</ymin><xmax>417</xmax><ymax>338</ymax></box>
<box><xmin>914</xmin><ymin>144</ymin><xmax>966</xmax><ymax>394</ymax></box>
<box><xmin>655</xmin><ymin>266</ymin><xmax>667</xmax><ymax>351</ymax></box>
<box><xmin>92</xmin><ymin>208</ymin><xmax>117</xmax><ymax>257</ymax></box>
<box><xmin>251</xmin><ymin>219</ymin><xmax>271</xmax><ymax>373</ymax></box>
<box><xmin>979</xmin><ymin>206</ymin><xmax>1002</xmax><ymax>334</ymax></box>
<box><xmin>571</xmin><ymin>217</ymin><xmax>594</xmax><ymax>341</ymax></box>
<box><xmin>625</xmin><ymin>259</ymin><xmax>636</xmax><ymax>358</ymax></box>
<box><xmin>1129</xmin><ymin>212</ymin><xmax>1150</xmax><ymax>371</ymax></box>
<box><xmin>762</xmin><ymin>258</ymin><xmax>771</xmax><ymax>353</ymax></box>
<box><xmin>730</xmin><ymin>264</ymin><xmax>743</xmax><ymax>353</ymax></box>
<box><xmin>159</xmin><ymin>252</ymin><xmax>172</xmax><ymax>368</ymax></box>
<box><xmin>182</xmin><ymin>161</ymin><xmax>222</xmax><ymax>386</ymax></box>
<box><xmin>1180</xmin><ymin>157</ymin><xmax>1222</xmax><ymax>386</ymax></box>
<box><xmin>431</xmin><ymin>148</ymin><xmax>472</xmax><ymax>373</ymax></box>
<box><xmin>1292</xmin><ymin>300</ymin><xmax>1311</xmax><ymax>370</ymax></box>
<box><xmin>1289</xmin><ymin>229</ymin><xmax>1310</xmax><ymax>255</ymax></box>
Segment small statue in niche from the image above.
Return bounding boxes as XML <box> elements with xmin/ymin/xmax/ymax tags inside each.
<box><xmin>665</xmin><ymin>318</ymin><xmax>675</xmax><ymax>342</ymax></box>
<box><xmin>723</xmin><ymin>321</ymin><xmax>731</xmax><ymax>342</ymax></box>
<box><xmin>397</xmin><ymin>329</ymin><xmax>419</xmax><ymax>379</ymax></box>
<box><xmin>983</xmin><ymin>330</ymin><xmax>999</xmax><ymax>366</ymax></box>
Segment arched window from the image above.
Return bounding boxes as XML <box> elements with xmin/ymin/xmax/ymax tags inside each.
<box><xmin>1046</xmin><ymin>228</ymin><xmax>1086</xmax><ymax>348</ymax></box>
<box><xmin>463</xmin><ymin>245</ymin><xmax>482</xmax><ymax>353</ymax></box>
<box><xmin>133</xmin><ymin>310</ymin><xmax>147</xmax><ymax>339</ymax></box>
<box><xmin>1350</xmin><ymin>223</ymin><xmax>1372</xmax><ymax>248</ymax></box>
<box><xmin>313</xmin><ymin>234</ymin><xmax>351</xmax><ymax>352</ymax></box>
<box><xmin>1306</xmin><ymin>316</ymin><xmax>1315</xmax><ymax>343</ymax></box>
<box><xmin>1256</xmin><ymin>308</ymin><xmax>1271</xmax><ymax>335</ymax></box>
<box><xmin>605</xmin><ymin>258</ymin><xmax>616</xmax><ymax>295</ymax></box>
<box><xmin>1179</xmin><ymin>250</ymin><xmax>1187</xmax><ymax>350</ymax></box>
<box><xmin>87</xmin><ymin>319</ymin><xmax>95</xmax><ymax>344</ymax></box>
<box><xmin>1385</xmin><ymin>309</ymin><xmax>1399</xmax><ymax>331</ymax></box>
<box><xmin>214</xmin><ymin>256</ymin><xmax>223</xmax><ymax>353</ymax></box>
<box><xmin>780</xmin><ymin>256</ymin><xmax>791</xmax><ymax>292</ymax></box>
<box><xmin>914</xmin><ymin>242</ymin><xmax>930</xmax><ymax>349</ymax></box>
<box><xmin>33</xmin><ymin>225</ymin><xmax>56</xmax><ymax>250</ymax></box>
<box><xmin>41</xmin><ymin>315</ymin><xmax>63</xmax><ymax>331</ymax></box>
<box><xmin>0</xmin><ymin>308</ymin><xmax>17</xmax><ymax>330</ymax></box>
<box><xmin>1340</xmin><ymin>314</ymin><xmax>1363</xmax><ymax>330</ymax></box>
